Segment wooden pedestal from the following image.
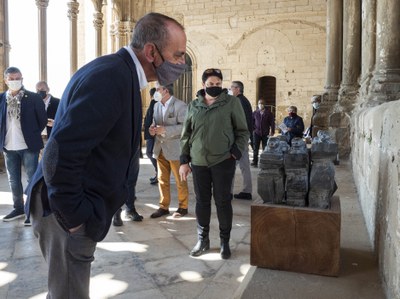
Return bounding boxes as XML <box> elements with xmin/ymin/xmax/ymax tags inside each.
<box><xmin>251</xmin><ymin>196</ymin><xmax>341</xmax><ymax>277</ymax></box>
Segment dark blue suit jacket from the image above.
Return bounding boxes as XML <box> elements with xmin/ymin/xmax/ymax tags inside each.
<box><xmin>0</xmin><ymin>89</ymin><xmax>47</xmax><ymax>152</ymax></box>
<box><xmin>26</xmin><ymin>48</ymin><xmax>143</xmax><ymax>242</ymax></box>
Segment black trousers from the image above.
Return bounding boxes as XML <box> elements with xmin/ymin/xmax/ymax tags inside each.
<box><xmin>191</xmin><ymin>158</ymin><xmax>236</xmax><ymax>242</ymax></box>
<box><xmin>252</xmin><ymin>133</ymin><xmax>269</xmax><ymax>163</ymax></box>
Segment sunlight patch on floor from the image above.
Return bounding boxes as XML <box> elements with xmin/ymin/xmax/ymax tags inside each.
<box><xmin>89</xmin><ymin>273</ymin><xmax>128</xmax><ymax>298</ymax></box>
<box><xmin>0</xmin><ymin>191</ymin><xmax>12</xmax><ymax>204</ymax></box>
<box><xmin>179</xmin><ymin>271</ymin><xmax>203</xmax><ymax>282</ymax></box>
<box><xmin>237</xmin><ymin>263</ymin><xmax>251</xmax><ymax>282</ymax></box>
<box><xmin>97</xmin><ymin>241</ymin><xmax>148</xmax><ymax>253</ymax></box>
<box><xmin>0</xmin><ymin>262</ymin><xmax>17</xmax><ymax>287</ymax></box>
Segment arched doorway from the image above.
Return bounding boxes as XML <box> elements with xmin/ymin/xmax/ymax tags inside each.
<box><xmin>174</xmin><ymin>54</ymin><xmax>192</xmax><ymax>103</ymax></box>
<box><xmin>257</xmin><ymin>76</ymin><xmax>276</xmax><ymax>116</ymax></box>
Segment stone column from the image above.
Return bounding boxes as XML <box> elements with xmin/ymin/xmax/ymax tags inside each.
<box><xmin>324</xmin><ymin>0</ymin><xmax>343</xmax><ymax>96</ymax></box>
<box><xmin>368</xmin><ymin>0</ymin><xmax>400</xmax><ymax>104</ymax></box>
<box><xmin>359</xmin><ymin>0</ymin><xmax>376</xmax><ymax>99</ymax></box>
<box><xmin>91</xmin><ymin>0</ymin><xmax>104</xmax><ymax>57</ymax></box>
<box><xmin>338</xmin><ymin>0</ymin><xmax>361</xmax><ymax>113</ymax></box>
<box><xmin>67</xmin><ymin>0</ymin><xmax>79</xmax><ymax>76</ymax></box>
<box><xmin>332</xmin><ymin>0</ymin><xmax>361</xmax><ymax>158</ymax></box>
<box><xmin>93</xmin><ymin>11</ymin><xmax>104</xmax><ymax>57</ymax></box>
<box><xmin>1</xmin><ymin>0</ymin><xmax>11</xmax><ymax>81</ymax></box>
<box><xmin>314</xmin><ymin>0</ymin><xmax>343</xmax><ymax>135</ymax></box>
<box><xmin>36</xmin><ymin>0</ymin><xmax>49</xmax><ymax>82</ymax></box>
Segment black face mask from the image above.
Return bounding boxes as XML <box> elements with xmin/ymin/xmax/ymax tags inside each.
<box><xmin>37</xmin><ymin>90</ymin><xmax>47</xmax><ymax>99</ymax></box>
<box><xmin>205</xmin><ymin>86</ymin><xmax>223</xmax><ymax>98</ymax></box>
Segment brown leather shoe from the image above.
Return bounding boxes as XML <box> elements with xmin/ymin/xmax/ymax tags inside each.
<box><xmin>150</xmin><ymin>208</ymin><xmax>170</xmax><ymax>218</ymax></box>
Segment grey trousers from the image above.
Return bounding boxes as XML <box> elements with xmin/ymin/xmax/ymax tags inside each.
<box><xmin>31</xmin><ymin>186</ymin><xmax>97</xmax><ymax>299</ymax></box>
<box><xmin>232</xmin><ymin>146</ymin><xmax>252</xmax><ymax>194</ymax></box>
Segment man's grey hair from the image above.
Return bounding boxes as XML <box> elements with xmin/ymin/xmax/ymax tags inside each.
<box><xmin>130</xmin><ymin>12</ymin><xmax>184</xmax><ymax>52</ymax></box>
<box><xmin>36</xmin><ymin>80</ymin><xmax>49</xmax><ymax>91</ymax></box>
<box><xmin>232</xmin><ymin>81</ymin><xmax>244</xmax><ymax>93</ymax></box>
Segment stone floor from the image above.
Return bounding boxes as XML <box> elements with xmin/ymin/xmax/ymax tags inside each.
<box><xmin>0</xmin><ymin>153</ymin><xmax>386</xmax><ymax>299</ymax></box>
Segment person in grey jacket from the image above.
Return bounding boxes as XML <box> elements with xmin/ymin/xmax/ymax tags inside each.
<box><xmin>179</xmin><ymin>68</ymin><xmax>249</xmax><ymax>259</ymax></box>
<box><xmin>149</xmin><ymin>83</ymin><xmax>189</xmax><ymax>218</ymax></box>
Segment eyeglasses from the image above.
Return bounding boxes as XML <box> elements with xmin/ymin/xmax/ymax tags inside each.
<box><xmin>204</xmin><ymin>68</ymin><xmax>222</xmax><ymax>74</ymax></box>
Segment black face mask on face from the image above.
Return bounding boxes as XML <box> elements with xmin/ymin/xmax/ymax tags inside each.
<box><xmin>205</xmin><ymin>86</ymin><xmax>223</xmax><ymax>98</ymax></box>
<box><xmin>37</xmin><ymin>90</ymin><xmax>47</xmax><ymax>99</ymax></box>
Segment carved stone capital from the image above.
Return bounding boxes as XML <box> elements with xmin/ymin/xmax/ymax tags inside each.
<box><xmin>67</xmin><ymin>1</ymin><xmax>80</xmax><ymax>20</ymax></box>
<box><xmin>111</xmin><ymin>21</ymin><xmax>134</xmax><ymax>37</ymax></box>
<box><xmin>35</xmin><ymin>0</ymin><xmax>49</xmax><ymax>9</ymax></box>
<box><xmin>93</xmin><ymin>12</ymin><xmax>104</xmax><ymax>30</ymax></box>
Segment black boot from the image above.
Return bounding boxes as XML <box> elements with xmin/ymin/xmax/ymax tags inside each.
<box><xmin>220</xmin><ymin>241</ymin><xmax>231</xmax><ymax>259</ymax></box>
<box><xmin>190</xmin><ymin>239</ymin><xmax>210</xmax><ymax>257</ymax></box>
<box><xmin>113</xmin><ymin>209</ymin><xmax>123</xmax><ymax>226</ymax></box>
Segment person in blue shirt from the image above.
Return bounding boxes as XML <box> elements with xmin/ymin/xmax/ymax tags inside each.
<box><xmin>282</xmin><ymin>105</ymin><xmax>304</xmax><ymax>145</ymax></box>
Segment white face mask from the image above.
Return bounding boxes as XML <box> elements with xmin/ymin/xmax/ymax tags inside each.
<box><xmin>7</xmin><ymin>80</ymin><xmax>22</xmax><ymax>91</ymax></box>
<box><xmin>258</xmin><ymin>104</ymin><xmax>264</xmax><ymax>110</ymax></box>
<box><xmin>312</xmin><ymin>102</ymin><xmax>320</xmax><ymax>110</ymax></box>
<box><xmin>227</xmin><ymin>89</ymin><xmax>233</xmax><ymax>96</ymax></box>
<box><xmin>154</xmin><ymin>91</ymin><xmax>162</xmax><ymax>102</ymax></box>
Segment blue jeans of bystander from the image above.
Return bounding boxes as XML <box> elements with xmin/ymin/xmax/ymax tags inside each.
<box><xmin>3</xmin><ymin>148</ymin><xmax>39</xmax><ymax>211</ymax></box>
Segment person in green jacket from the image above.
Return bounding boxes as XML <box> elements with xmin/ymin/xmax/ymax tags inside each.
<box><xmin>179</xmin><ymin>68</ymin><xmax>249</xmax><ymax>259</ymax></box>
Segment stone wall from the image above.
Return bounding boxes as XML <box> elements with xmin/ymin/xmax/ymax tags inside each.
<box><xmin>352</xmin><ymin>100</ymin><xmax>400</xmax><ymax>299</ymax></box>
<box><xmin>155</xmin><ymin>0</ymin><xmax>326</xmax><ymax>126</ymax></box>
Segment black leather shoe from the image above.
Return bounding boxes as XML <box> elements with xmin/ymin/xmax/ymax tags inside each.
<box><xmin>172</xmin><ymin>208</ymin><xmax>188</xmax><ymax>218</ymax></box>
<box><xmin>126</xmin><ymin>209</ymin><xmax>143</xmax><ymax>222</ymax></box>
<box><xmin>150</xmin><ymin>177</ymin><xmax>158</xmax><ymax>185</ymax></box>
<box><xmin>150</xmin><ymin>208</ymin><xmax>169</xmax><ymax>218</ymax></box>
<box><xmin>190</xmin><ymin>239</ymin><xmax>210</xmax><ymax>257</ymax></box>
<box><xmin>113</xmin><ymin>210</ymin><xmax>123</xmax><ymax>226</ymax></box>
<box><xmin>233</xmin><ymin>192</ymin><xmax>252</xmax><ymax>200</ymax></box>
<box><xmin>250</xmin><ymin>162</ymin><xmax>258</xmax><ymax>167</ymax></box>
<box><xmin>220</xmin><ymin>242</ymin><xmax>231</xmax><ymax>259</ymax></box>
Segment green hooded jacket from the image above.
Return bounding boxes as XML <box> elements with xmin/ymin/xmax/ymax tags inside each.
<box><xmin>180</xmin><ymin>90</ymin><xmax>250</xmax><ymax>167</ymax></box>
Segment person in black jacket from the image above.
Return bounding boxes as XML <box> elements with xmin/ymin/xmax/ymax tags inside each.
<box><xmin>230</xmin><ymin>81</ymin><xmax>253</xmax><ymax>200</ymax></box>
<box><xmin>35</xmin><ymin>81</ymin><xmax>60</xmax><ymax>140</ymax></box>
<box><xmin>143</xmin><ymin>87</ymin><xmax>158</xmax><ymax>184</ymax></box>
<box><xmin>0</xmin><ymin>67</ymin><xmax>47</xmax><ymax>223</ymax></box>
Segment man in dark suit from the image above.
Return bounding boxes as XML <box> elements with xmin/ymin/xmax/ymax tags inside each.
<box><xmin>25</xmin><ymin>12</ymin><xmax>187</xmax><ymax>299</ymax></box>
<box><xmin>0</xmin><ymin>67</ymin><xmax>47</xmax><ymax>224</ymax></box>
<box><xmin>144</xmin><ymin>87</ymin><xmax>159</xmax><ymax>184</ymax></box>
<box><xmin>230</xmin><ymin>81</ymin><xmax>253</xmax><ymax>200</ymax></box>
<box><xmin>35</xmin><ymin>81</ymin><xmax>60</xmax><ymax>139</ymax></box>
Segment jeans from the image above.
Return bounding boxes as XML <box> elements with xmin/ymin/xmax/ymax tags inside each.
<box><xmin>3</xmin><ymin>148</ymin><xmax>39</xmax><ymax>211</ymax></box>
<box><xmin>191</xmin><ymin>158</ymin><xmax>236</xmax><ymax>242</ymax></box>
<box><xmin>145</xmin><ymin>138</ymin><xmax>158</xmax><ymax>174</ymax></box>
<box><xmin>252</xmin><ymin>133</ymin><xmax>269</xmax><ymax>164</ymax></box>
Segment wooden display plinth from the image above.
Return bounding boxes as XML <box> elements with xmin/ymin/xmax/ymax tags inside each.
<box><xmin>251</xmin><ymin>196</ymin><xmax>341</xmax><ymax>277</ymax></box>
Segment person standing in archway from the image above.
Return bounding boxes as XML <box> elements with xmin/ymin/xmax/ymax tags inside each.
<box><xmin>252</xmin><ymin>97</ymin><xmax>275</xmax><ymax>167</ymax></box>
